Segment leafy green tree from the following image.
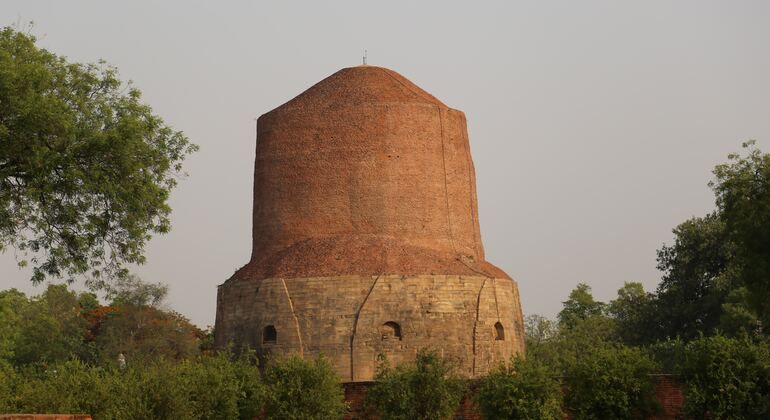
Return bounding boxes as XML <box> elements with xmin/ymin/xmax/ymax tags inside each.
<box><xmin>367</xmin><ymin>349</ymin><xmax>466</xmax><ymax>420</ymax></box>
<box><xmin>677</xmin><ymin>335</ymin><xmax>770</xmax><ymax>419</ymax></box>
<box><xmin>12</xmin><ymin>284</ymin><xmax>92</xmax><ymax>365</ymax></box>
<box><xmin>712</xmin><ymin>140</ymin><xmax>770</xmax><ymax>323</ymax></box>
<box><xmin>476</xmin><ymin>356</ymin><xmax>563</xmax><ymax>420</ymax></box>
<box><xmin>653</xmin><ymin>213</ymin><xmax>735</xmax><ymax>341</ymax></box>
<box><xmin>262</xmin><ymin>354</ymin><xmax>347</xmax><ymax>420</ymax></box>
<box><xmin>0</xmin><ymin>26</ymin><xmax>197</xmax><ymax>286</ymax></box>
<box><xmin>92</xmin><ymin>304</ymin><xmax>201</xmax><ymax>365</ymax></box>
<box><xmin>564</xmin><ymin>343</ymin><xmax>660</xmax><ymax>420</ymax></box>
<box><xmin>558</xmin><ymin>283</ymin><xmax>606</xmax><ymax>328</ymax></box>
<box><xmin>523</xmin><ymin>314</ymin><xmax>559</xmax><ymax>364</ymax></box>
<box><xmin>106</xmin><ymin>274</ymin><xmax>168</xmax><ymax>307</ymax></box>
<box><xmin>78</xmin><ymin>277</ymin><xmax>200</xmax><ymax>364</ymax></box>
<box><xmin>176</xmin><ymin>352</ymin><xmax>265</xmax><ymax>420</ymax></box>
<box><xmin>0</xmin><ymin>360</ymin><xmax>18</xmax><ymax>413</ymax></box>
<box><xmin>0</xmin><ymin>288</ymin><xmax>28</xmax><ymax>362</ymax></box>
<box><xmin>608</xmin><ymin>282</ymin><xmax>656</xmax><ymax>345</ymax></box>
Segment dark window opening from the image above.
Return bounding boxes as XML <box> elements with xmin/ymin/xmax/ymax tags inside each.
<box><xmin>382</xmin><ymin>321</ymin><xmax>402</xmax><ymax>340</ymax></box>
<box><xmin>263</xmin><ymin>325</ymin><xmax>277</xmax><ymax>344</ymax></box>
<box><xmin>495</xmin><ymin>322</ymin><xmax>505</xmax><ymax>341</ymax></box>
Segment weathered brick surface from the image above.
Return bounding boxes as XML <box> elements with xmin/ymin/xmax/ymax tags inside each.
<box><xmin>650</xmin><ymin>375</ymin><xmax>684</xmax><ymax>420</ymax></box>
<box><xmin>215</xmin><ymin>65</ymin><xmax>526</xmax><ymax>381</ymax></box>
<box><xmin>216</xmin><ymin>275</ymin><xmax>525</xmax><ymax>381</ymax></box>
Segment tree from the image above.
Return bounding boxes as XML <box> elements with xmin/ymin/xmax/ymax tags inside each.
<box><xmin>677</xmin><ymin>335</ymin><xmax>770</xmax><ymax>419</ymax></box>
<box><xmin>0</xmin><ymin>26</ymin><xmax>197</xmax><ymax>287</ymax></box>
<box><xmin>0</xmin><ymin>288</ymin><xmax>28</xmax><ymax>362</ymax></box>
<box><xmin>653</xmin><ymin>213</ymin><xmax>735</xmax><ymax>341</ymax></box>
<box><xmin>524</xmin><ymin>314</ymin><xmax>559</xmax><ymax>363</ymax></box>
<box><xmin>476</xmin><ymin>356</ymin><xmax>563</xmax><ymax>420</ymax></box>
<box><xmin>366</xmin><ymin>349</ymin><xmax>466</xmax><ymax>420</ymax></box>
<box><xmin>558</xmin><ymin>283</ymin><xmax>606</xmax><ymax>328</ymax></box>
<box><xmin>564</xmin><ymin>343</ymin><xmax>660</xmax><ymax>420</ymax></box>
<box><xmin>608</xmin><ymin>282</ymin><xmax>656</xmax><ymax>345</ymax></box>
<box><xmin>105</xmin><ymin>274</ymin><xmax>168</xmax><ymax>307</ymax></box>
<box><xmin>262</xmin><ymin>354</ymin><xmax>347</xmax><ymax>420</ymax></box>
<box><xmin>92</xmin><ymin>305</ymin><xmax>201</xmax><ymax>364</ymax></box>
<box><xmin>712</xmin><ymin>140</ymin><xmax>770</xmax><ymax>323</ymax></box>
<box><xmin>12</xmin><ymin>284</ymin><xmax>92</xmax><ymax>365</ymax></box>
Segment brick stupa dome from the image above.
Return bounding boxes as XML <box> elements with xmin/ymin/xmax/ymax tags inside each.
<box><xmin>236</xmin><ymin>65</ymin><xmax>506</xmax><ymax>281</ymax></box>
<box><xmin>216</xmin><ymin>65</ymin><xmax>525</xmax><ymax>381</ymax></box>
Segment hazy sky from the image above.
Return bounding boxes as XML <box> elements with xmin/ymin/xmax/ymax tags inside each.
<box><xmin>2</xmin><ymin>1</ymin><xmax>769</xmax><ymax>327</ymax></box>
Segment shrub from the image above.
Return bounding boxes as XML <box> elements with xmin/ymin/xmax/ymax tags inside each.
<box><xmin>176</xmin><ymin>351</ymin><xmax>265</xmax><ymax>420</ymax></box>
<box><xmin>12</xmin><ymin>360</ymin><xmax>116</xmax><ymax>417</ymax></box>
<box><xmin>366</xmin><ymin>349</ymin><xmax>467</xmax><ymax>420</ymax></box>
<box><xmin>476</xmin><ymin>356</ymin><xmax>563</xmax><ymax>419</ymax></box>
<box><xmin>677</xmin><ymin>335</ymin><xmax>770</xmax><ymax>419</ymax></box>
<box><xmin>263</xmin><ymin>354</ymin><xmax>347</xmax><ymax>420</ymax></box>
<box><xmin>564</xmin><ymin>344</ymin><xmax>660</xmax><ymax>420</ymax></box>
<box><xmin>0</xmin><ymin>361</ymin><xmax>18</xmax><ymax>413</ymax></box>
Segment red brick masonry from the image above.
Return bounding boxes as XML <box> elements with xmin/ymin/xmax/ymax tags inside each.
<box><xmin>343</xmin><ymin>375</ymin><xmax>684</xmax><ymax>420</ymax></box>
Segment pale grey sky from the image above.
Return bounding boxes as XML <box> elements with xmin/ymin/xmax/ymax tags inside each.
<box><xmin>2</xmin><ymin>1</ymin><xmax>769</xmax><ymax>327</ymax></box>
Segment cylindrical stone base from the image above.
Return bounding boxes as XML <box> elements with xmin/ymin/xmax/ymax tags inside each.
<box><xmin>215</xmin><ymin>274</ymin><xmax>525</xmax><ymax>381</ymax></box>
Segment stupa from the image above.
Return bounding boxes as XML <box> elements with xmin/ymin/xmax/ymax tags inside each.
<box><xmin>214</xmin><ymin>65</ymin><xmax>525</xmax><ymax>381</ymax></box>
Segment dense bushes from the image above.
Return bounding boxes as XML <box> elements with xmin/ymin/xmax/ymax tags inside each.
<box><xmin>0</xmin><ymin>354</ymin><xmax>260</xmax><ymax>419</ymax></box>
<box><xmin>366</xmin><ymin>350</ymin><xmax>466</xmax><ymax>420</ymax></box>
<box><xmin>0</xmin><ymin>352</ymin><xmax>348</xmax><ymax>419</ymax></box>
<box><xmin>262</xmin><ymin>354</ymin><xmax>347</xmax><ymax>420</ymax></box>
<box><xmin>476</xmin><ymin>356</ymin><xmax>563</xmax><ymax>420</ymax></box>
<box><xmin>564</xmin><ymin>344</ymin><xmax>660</xmax><ymax>420</ymax></box>
<box><xmin>677</xmin><ymin>335</ymin><xmax>770</xmax><ymax>419</ymax></box>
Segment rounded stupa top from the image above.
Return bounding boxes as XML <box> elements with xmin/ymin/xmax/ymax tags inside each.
<box><xmin>263</xmin><ymin>65</ymin><xmax>448</xmax><ymax>116</ymax></box>
<box><xmin>234</xmin><ymin>65</ymin><xmax>508</xmax><ymax>281</ymax></box>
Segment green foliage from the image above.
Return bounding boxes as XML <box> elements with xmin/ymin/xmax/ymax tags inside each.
<box><xmin>367</xmin><ymin>349</ymin><xmax>466</xmax><ymax>420</ymax></box>
<box><xmin>564</xmin><ymin>344</ymin><xmax>660</xmax><ymax>420</ymax></box>
<box><xmin>106</xmin><ymin>274</ymin><xmax>169</xmax><ymax>307</ymax></box>
<box><xmin>0</xmin><ymin>352</ymin><xmax>265</xmax><ymax>420</ymax></box>
<box><xmin>654</xmin><ymin>213</ymin><xmax>735</xmax><ymax>341</ymax></box>
<box><xmin>176</xmin><ymin>352</ymin><xmax>265</xmax><ymax>420</ymax></box>
<box><xmin>558</xmin><ymin>283</ymin><xmax>606</xmax><ymax>328</ymax></box>
<box><xmin>608</xmin><ymin>282</ymin><xmax>655</xmax><ymax>346</ymax></box>
<box><xmin>712</xmin><ymin>140</ymin><xmax>770</xmax><ymax>322</ymax></box>
<box><xmin>0</xmin><ymin>288</ymin><xmax>28</xmax><ymax>362</ymax></box>
<box><xmin>476</xmin><ymin>356</ymin><xmax>563</xmax><ymax>420</ymax></box>
<box><xmin>523</xmin><ymin>314</ymin><xmax>559</xmax><ymax>365</ymax></box>
<box><xmin>12</xmin><ymin>284</ymin><xmax>92</xmax><ymax>365</ymax></box>
<box><xmin>262</xmin><ymin>354</ymin><xmax>347</xmax><ymax>420</ymax></box>
<box><xmin>677</xmin><ymin>335</ymin><xmax>770</xmax><ymax>419</ymax></box>
<box><xmin>93</xmin><ymin>304</ymin><xmax>201</xmax><ymax>364</ymax></box>
<box><xmin>0</xmin><ymin>360</ymin><xmax>18</xmax><ymax>413</ymax></box>
<box><xmin>0</xmin><ymin>26</ymin><xmax>197</xmax><ymax>286</ymax></box>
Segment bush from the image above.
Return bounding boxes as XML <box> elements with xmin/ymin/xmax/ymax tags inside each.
<box><xmin>366</xmin><ymin>349</ymin><xmax>467</xmax><ymax>420</ymax></box>
<box><xmin>0</xmin><ymin>361</ymin><xmax>19</xmax><ymax>413</ymax></box>
<box><xmin>12</xmin><ymin>360</ymin><xmax>117</xmax><ymax>417</ymax></box>
<box><xmin>677</xmin><ymin>335</ymin><xmax>770</xmax><ymax>419</ymax></box>
<box><xmin>564</xmin><ymin>344</ymin><xmax>660</xmax><ymax>420</ymax></box>
<box><xmin>263</xmin><ymin>354</ymin><xmax>347</xmax><ymax>420</ymax></box>
<box><xmin>476</xmin><ymin>356</ymin><xmax>563</xmax><ymax>420</ymax></box>
<box><xmin>177</xmin><ymin>352</ymin><xmax>265</xmax><ymax>420</ymax></box>
<box><xmin>5</xmin><ymin>352</ymin><xmax>265</xmax><ymax>419</ymax></box>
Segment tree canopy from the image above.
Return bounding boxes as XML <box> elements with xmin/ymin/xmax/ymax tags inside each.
<box><xmin>0</xmin><ymin>26</ymin><xmax>197</xmax><ymax>287</ymax></box>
